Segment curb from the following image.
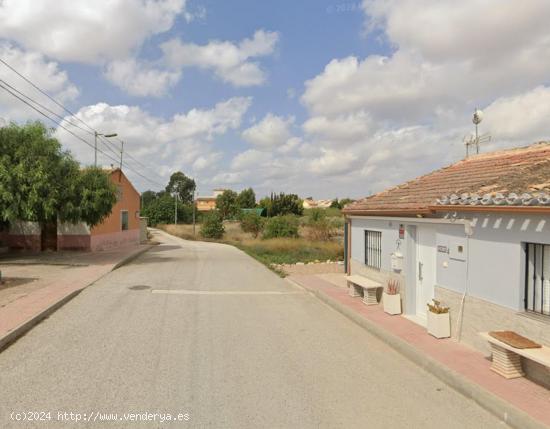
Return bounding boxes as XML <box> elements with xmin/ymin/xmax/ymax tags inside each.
<box><xmin>287</xmin><ymin>279</ymin><xmax>547</xmax><ymax>429</ymax></box>
<box><xmin>0</xmin><ymin>245</ymin><xmax>153</xmax><ymax>353</ymax></box>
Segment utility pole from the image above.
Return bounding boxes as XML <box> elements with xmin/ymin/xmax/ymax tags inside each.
<box><xmin>192</xmin><ymin>185</ymin><xmax>196</xmax><ymax>235</ymax></box>
<box><xmin>118</xmin><ymin>140</ymin><xmax>124</xmax><ymax>181</ymax></box>
<box><xmin>174</xmin><ymin>193</ymin><xmax>178</xmax><ymax>225</ymax></box>
<box><xmin>94</xmin><ymin>131</ymin><xmax>98</xmax><ymax>167</ymax></box>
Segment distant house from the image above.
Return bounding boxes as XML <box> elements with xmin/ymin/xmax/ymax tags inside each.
<box><xmin>196</xmin><ymin>188</ymin><xmax>227</xmax><ymax>212</ymax></box>
<box><xmin>6</xmin><ymin>168</ymin><xmax>141</xmax><ymax>251</ymax></box>
<box><xmin>343</xmin><ymin>142</ymin><xmax>550</xmax><ymax>386</ymax></box>
<box><xmin>303</xmin><ymin>198</ymin><xmax>333</xmax><ymax>209</ymax></box>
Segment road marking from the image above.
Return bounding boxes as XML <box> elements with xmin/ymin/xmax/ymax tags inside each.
<box><xmin>151</xmin><ymin>289</ymin><xmax>303</xmax><ymax>295</ymax></box>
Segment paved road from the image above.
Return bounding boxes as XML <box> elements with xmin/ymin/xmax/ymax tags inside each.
<box><xmin>0</xmin><ymin>230</ymin><xmax>506</xmax><ymax>428</ymax></box>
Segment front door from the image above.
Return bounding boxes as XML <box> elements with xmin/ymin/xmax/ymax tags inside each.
<box><xmin>415</xmin><ymin>225</ymin><xmax>436</xmax><ymax>321</ymax></box>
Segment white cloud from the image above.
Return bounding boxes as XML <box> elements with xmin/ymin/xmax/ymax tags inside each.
<box><xmin>309</xmin><ymin>148</ymin><xmax>358</xmax><ymax>176</ymax></box>
<box><xmin>303</xmin><ymin>111</ymin><xmax>372</xmax><ymax>142</ymax></box>
<box><xmin>0</xmin><ymin>43</ymin><xmax>78</xmax><ymax>121</ymax></box>
<box><xmin>0</xmin><ymin>0</ymin><xmax>186</xmax><ymax>63</ymax></box>
<box><xmin>241</xmin><ymin>113</ymin><xmax>294</xmax><ymax>149</ymax></box>
<box><xmin>230</xmin><ymin>149</ymin><xmax>271</xmax><ymax>170</ymax></box>
<box><xmin>104</xmin><ymin>59</ymin><xmax>181</xmax><ymax>97</ymax></box>
<box><xmin>161</xmin><ymin>30</ymin><xmax>279</xmax><ymax>87</ymax></box>
<box><xmin>483</xmin><ymin>86</ymin><xmax>550</xmax><ymax>142</ymax></box>
<box><xmin>54</xmin><ymin>97</ymin><xmax>251</xmax><ymax>190</ymax></box>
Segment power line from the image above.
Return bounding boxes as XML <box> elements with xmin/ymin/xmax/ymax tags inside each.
<box><xmin>0</xmin><ymin>82</ymin><xmax>165</xmax><ymax>188</ymax></box>
<box><xmin>0</xmin><ymin>59</ymin><xmax>165</xmax><ymax>189</ymax></box>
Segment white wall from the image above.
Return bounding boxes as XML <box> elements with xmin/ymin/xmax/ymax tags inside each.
<box><xmin>351</xmin><ymin>212</ymin><xmax>550</xmax><ymax>312</ymax></box>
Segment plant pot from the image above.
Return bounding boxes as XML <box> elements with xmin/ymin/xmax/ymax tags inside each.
<box><xmin>383</xmin><ymin>292</ymin><xmax>401</xmax><ymax>315</ymax></box>
<box><xmin>427</xmin><ymin>311</ymin><xmax>450</xmax><ymax>339</ymax></box>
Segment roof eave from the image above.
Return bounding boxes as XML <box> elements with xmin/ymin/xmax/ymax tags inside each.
<box><xmin>429</xmin><ymin>205</ymin><xmax>550</xmax><ymax>214</ymax></box>
<box><xmin>342</xmin><ymin>208</ymin><xmax>434</xmax><ymax>217</ymax></box>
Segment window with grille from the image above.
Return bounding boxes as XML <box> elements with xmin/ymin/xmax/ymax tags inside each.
<box><xmin>364</xmin><ymin>230</ymin><xmax>382</xmax><ymax>270</ymax></box>
<box><xmin>524</xmin><ymin>243</ymin><xmax>550</xmax><ymax>316</ymax></box>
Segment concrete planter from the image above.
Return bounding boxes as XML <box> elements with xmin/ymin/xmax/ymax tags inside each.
<box><xmin>383</xmin><ymin>292</ymin><xmax>402</xmax><ymax>315</ymax></box>
<box><xmin>427</xmin><ymin>311</ymin><xmax>450</xmax><ymax>339</ymax></box>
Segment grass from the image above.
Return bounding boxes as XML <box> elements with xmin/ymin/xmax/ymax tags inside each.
<box><xmin>158</xmin><ymin>221</ymin><xmax>344</xmax><ymax>276</ymax></box>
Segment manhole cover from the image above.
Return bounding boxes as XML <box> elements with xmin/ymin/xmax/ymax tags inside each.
<box><xmin>128</xmin><ymin>285</ymin><xmax>151</xmax><ymax>291</ymax></box>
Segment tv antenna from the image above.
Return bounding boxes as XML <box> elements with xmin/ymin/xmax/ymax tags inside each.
<box><xmin>463</xmin><ymin>108</ymin><xmax>491</xmax><ymax>157</ymax></box>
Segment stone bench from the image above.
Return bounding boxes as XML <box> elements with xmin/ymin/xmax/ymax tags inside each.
<box><xmin>480</xmin><ymin>332</ymin><xmax>550</xmax><ymax>379</ymax></box>
<box><xmin>346</xmin><ymin>275</ymin><xmax>382</xmax><ymax>305</ymax></box>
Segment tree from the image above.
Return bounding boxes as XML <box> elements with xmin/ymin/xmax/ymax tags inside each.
<box><xmin>240</xmin><ymin>211</ymin><xmax>264</xmax><ymax>238</ymax></box>
<box><xmin>237</xmin><ymin>187</ymin><xmax>256</xmax><ymax>208</ymax></box>
<box><xmin>265</xmin><ymin>192</ymin><xmax>303</xmax><ymax>217</ymax></box>
<box><xmin>0</xmin><ymin>122</ymin><xmax>116</xmax><ymax>227</ymax></box>
<box><xmin>141</xmin><ymin>190</ymin><xmax>158</xmax><ymax>208</ymax></box>
<box><xmin>200</xmin><ymin>211</ymin><xmax>224</xmax><ymax>239</ymax></box>
<box><xmin>141</xmin><ymin>194</ymin><xmax>192</xmax><ymax>226</ymax></box>
<box><xmin>165</xmin><ymin>171</ymin><xmax>195</xmax><ymax>204</ymax></box>
<box><xmin>216</xmin><ymin>189</ymin><xmax>239</xmax><ymax>219</ymax></box>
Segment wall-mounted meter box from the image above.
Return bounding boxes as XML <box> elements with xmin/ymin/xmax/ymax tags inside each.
<box><xmin>449</xmin><ymin>238</ymin><xmax>467</xmax><ymax>261</ymax></box>
<box><xmin>391</xmin><ymin>251</ymin><xmax>404</xmax><ymax>271</ymax></box>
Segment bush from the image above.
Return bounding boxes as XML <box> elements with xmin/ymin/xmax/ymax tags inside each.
<box><xmin>263</xmin><ymin>215</ymin><xmax>299</xmax><ymax>239</ymax></box>
<box><xmin>259</xmin><ymin>192</ymin><xmax>303</xmax><ymax>217</ymax></box>
<box><xmin>305</xmin><ymin>208</ymin><xmax>334</xmax><ymax>241</ymax></box>
<box><xmin>240</xmin><ymin>211</ymin><xmax>264</xmax><ymax>238</ymax></box>
<box><xmin>200</xmin><ymin>211</ymin><xmax>225</xmax><ymax>239</ymax></box>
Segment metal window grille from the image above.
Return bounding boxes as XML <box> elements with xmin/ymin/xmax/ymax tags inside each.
<box><xmin>524</xmin><ymin>243</ymin><xmax>550</xmax><ymax>316</ymax></box>
<box><xmin>364</xmin><ymin>230</ymin><xmax>382</xmax><ymax>270</ymax></box>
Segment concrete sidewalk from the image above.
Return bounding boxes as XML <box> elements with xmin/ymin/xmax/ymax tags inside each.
<box><xmin>288</xmin><ymin>273</ymin><xmax>550</xmax><ymax>429</ymax></box>
<box><xmin>0</xmin><ymin>244</ymin><xmax>153</xmax><ymax>351</ymax></box>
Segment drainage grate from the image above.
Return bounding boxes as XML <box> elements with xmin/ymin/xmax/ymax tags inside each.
<box><xmin>128</xmin><ymin>285</ymin><xmax>151</xmax><ymax>291</ymax></box>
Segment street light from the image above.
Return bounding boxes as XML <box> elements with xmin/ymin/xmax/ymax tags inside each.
<box><xmin>94</xmin><ymin>131</ymin><xmax>118</xmax><ymax>167</ymax></box>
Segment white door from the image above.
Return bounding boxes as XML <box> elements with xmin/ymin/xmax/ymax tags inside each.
<box><xmin>415</xmin><ymin>226</ymin><xmax>436</xmax><ymax>321</ymax></box>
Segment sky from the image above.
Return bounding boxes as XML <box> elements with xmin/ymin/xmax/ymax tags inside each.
<box><xmin>1</xmin><ymin>0</ymin><xmax>550</xmax><ymax>199</ymax></box>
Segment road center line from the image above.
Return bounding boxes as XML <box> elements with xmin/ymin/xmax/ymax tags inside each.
<box><xmin>151</xmin><ymin>289</ymin><xmax>303</xmax><ymax>295</ymax></box>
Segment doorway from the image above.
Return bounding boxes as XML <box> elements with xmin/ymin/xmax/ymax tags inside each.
<box><xmin>415</xmin><ymin>225</ymin><xmax>436</xmax><ymax>322</ymax></box>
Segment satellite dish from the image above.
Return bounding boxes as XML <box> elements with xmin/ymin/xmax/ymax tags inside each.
<box><xmin>472</xmin><ymin>109</ymin><xmax>483</xmax><ymax>125</ymax></box>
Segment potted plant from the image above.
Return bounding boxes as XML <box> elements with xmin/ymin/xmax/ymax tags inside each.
<box><xmin>383</xmin><ymin>279</ymin><xmax>402</xmax><ymax>315</ymax></box>
<box><xmin>427</xmin><ymin>299</ymin><xmax>450</xmax><ymax>339</ymax></box>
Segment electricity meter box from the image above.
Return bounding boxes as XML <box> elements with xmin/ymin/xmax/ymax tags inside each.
<box><xmin>391</xmin><ymin>252</ymin><xmax>403</xmax><ymax>271</ymax></box>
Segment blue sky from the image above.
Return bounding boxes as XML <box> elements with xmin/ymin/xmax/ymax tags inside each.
<box><xmin>1</xmin><ymin>1</ymin><xmax>550</xmax><ymax>199</ymax></box>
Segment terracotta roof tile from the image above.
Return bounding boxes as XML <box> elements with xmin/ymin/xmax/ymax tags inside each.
<box><xmin>344</xmin><ymin>142</ymin><xmax>550</xmax><ymax>214</ymax></box>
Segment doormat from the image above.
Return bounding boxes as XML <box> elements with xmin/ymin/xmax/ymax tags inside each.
<box><xmin>489</xmin><ymin>331</ymin><xmax>542</xmax><ymax>349</ymax></box>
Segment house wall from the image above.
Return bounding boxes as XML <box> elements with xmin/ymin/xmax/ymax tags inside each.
<box><xmin>89</xmin><ymin>170</ymin><xmax>140</xmax><ymax>250</ymax></box>
<box><xmin>8</xmin><ymin>221</ymin><xmax>41</xmax><ymax>251</ymax></box>
<box><xmin>197</xmin><ymin>199</ymin><xmax>216</xmax><ymax>211</ymax></box>
<box><xmin>57</xmin><ymin>221</ymin><xmax>90</xmax><ymax>250</ymax></box>
<box><xmin>350</xmin><ymin>213</ymin><xmax>550</xmax><ymax>387</ymax></box>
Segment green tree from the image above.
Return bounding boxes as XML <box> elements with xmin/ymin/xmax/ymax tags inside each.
<box><xmin>216</xmin><ymin>189</ymin><xmax>239</xmax><ymax>219</ymax></box>
<box><xmin>141</xmin><ymin>190</ymin><xmax>158</xmax><ymax>208</ymax></box>
<box><xmin>240</xmin><ymin>211</ymin><xmax>264</xmax><ymax>238</ymax></box>
<box><xmin>237</xmin><ymin>187</ymin><xmax>256</xmax><ymax>208</ymax></box>
<box><xmin>200</xmin><ymin>211</ymin><xmax>224</xmax><ymax>239</ymax></box>
<box><xmin>263</xmin><ymin>215</ymin><xmax>299</xmax><ymax>239</ymax></box>
<box><xmin>266</xmin><ymin>192</ymin><xmax>303</xmax><ymax>217</ymax></box>
<box><xmin>0</xmin><ymin>122</ymin><xmax>116</xmax><ymax>227</ymax></box>
<box><xmin>165</xmin><ymin>171</ymin><xmax>195</xmax><ymax>204</ymax></box>
<box><xmin>141</xmin><ymin>194</ymin><xmax>192</xmax><ymax>226</ymax></box>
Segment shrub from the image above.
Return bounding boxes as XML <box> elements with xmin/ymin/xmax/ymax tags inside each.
<box><xmin>305</xmin><ymin>208</ymin><xmax>334</xmax><ymax>241</ymax></box>
<box><xmin>200</xmin><ymin>211</ymin><xmax>225</xmax><ymax>239</ymax></box>
<box><xmin>240</xmin><ymin>211</ymin><xmax>264</xmax><ymax>238</ymax></box>
<box><xmin>263</xmin><ymin>215</ymin><xmax>299</xmax><ymax>239</ymax></box>
<box><xmin>259</xmin><ymin>192</ymin><xmax>303</xmax><ymax>217</ymax></box>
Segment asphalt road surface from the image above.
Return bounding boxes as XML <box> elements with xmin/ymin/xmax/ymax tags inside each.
<box><xmin>0</xmin><ymin>229</ymin><xmax>507</xmax><ymax>428</ymax></box>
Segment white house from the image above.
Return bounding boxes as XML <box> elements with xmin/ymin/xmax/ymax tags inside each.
<box><xmin>343</xmin><ymin>142</ymin><xmax>550</xmax><ymax>387</ymax></box>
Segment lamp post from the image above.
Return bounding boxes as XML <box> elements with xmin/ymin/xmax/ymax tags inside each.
<box><xmin>94</xmin><ymin>131</ymin><xmax>118</xmax><ymax>167</ymax></box>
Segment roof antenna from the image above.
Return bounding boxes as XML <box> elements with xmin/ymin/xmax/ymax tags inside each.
<box><xmin>463</xmin><ymin>108</ymin><xmax>491</xmax><ymax>157</ymax></box>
